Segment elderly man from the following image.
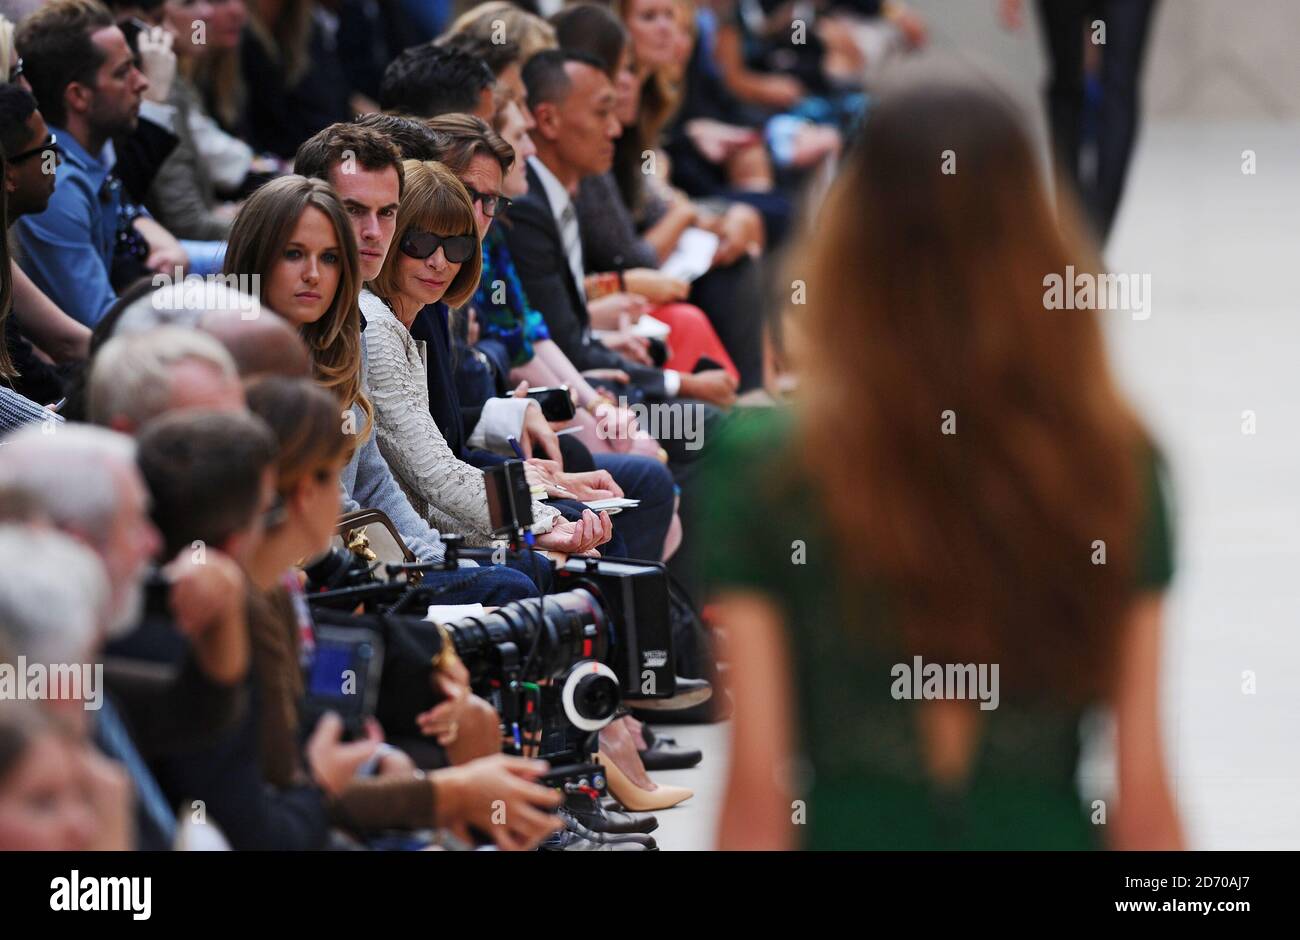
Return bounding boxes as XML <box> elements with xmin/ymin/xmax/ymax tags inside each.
<box><xmin>88</xmin><ymin>326</ymin><xmax>244</xmax><ymax>432</ymax></box>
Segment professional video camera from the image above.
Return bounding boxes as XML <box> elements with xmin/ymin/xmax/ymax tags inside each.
<box><xmin>299</xmin><ymin>464</ymin><xmax>686</xmax><ymax>793</ymax></box>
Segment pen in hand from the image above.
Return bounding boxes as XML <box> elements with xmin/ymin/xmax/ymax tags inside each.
<box><xmin>509</xmin><ymin>436</ymin><xmax>578</xmax><ymax>500</ymax></box>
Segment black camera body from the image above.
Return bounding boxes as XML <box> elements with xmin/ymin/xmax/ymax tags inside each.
<box><xmin>555</xmin><ymin>556</ymin><xmax>677</xmax><ymax>700</ymax></box>
<box><xmin>300</xmin><ymin>624</ymin><xmax>385</xmax><ymax>740</ymax></box>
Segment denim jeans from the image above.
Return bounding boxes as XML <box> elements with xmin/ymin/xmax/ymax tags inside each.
<box><xmin>593</xmin><ymin>453</ymin><xmax>676</xmax><ymax>561</ymax></box>
<box><xmin>419</xmin><ymin>562</ymin><xmax>538</xmax><ymax>605</ymax></box>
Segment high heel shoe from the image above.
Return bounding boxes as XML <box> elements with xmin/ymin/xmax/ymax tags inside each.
<box><xmin>638</xmin><ymin>725</ymin><xmax>703</xmax><ymax>771</ymax></box>
<box><xmin>596</xmin><ymin>751</ymin><xmax>693</xmax><ymax>811</ymax></box>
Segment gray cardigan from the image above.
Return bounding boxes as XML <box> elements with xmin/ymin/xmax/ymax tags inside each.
<box><xmin>339</xmin><ymin>324</ymin><xmax>445</xmax><ymax>564</ymax></box>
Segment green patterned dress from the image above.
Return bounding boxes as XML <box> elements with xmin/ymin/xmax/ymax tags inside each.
<box><xmin>697</xmin><ymin>408</ymin><xmax>1174</xmax><ymax>850</ymax></box>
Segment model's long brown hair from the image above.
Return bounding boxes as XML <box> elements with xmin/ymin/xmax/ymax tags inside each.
<box><xmin>790</xmin><ymin>66</ymin><xmax>1150</xmax><ymax>703</ymax></box>
<box><xmin>223</xmin><ymin>175</ymin><xmax>371</xmax><ymax>439</ymax></box>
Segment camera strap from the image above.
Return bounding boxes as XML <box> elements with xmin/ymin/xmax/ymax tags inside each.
<box><xmin>282</xmin><ymin>571</ymin><xmax>317</xmax><ymax>668</ymax></box>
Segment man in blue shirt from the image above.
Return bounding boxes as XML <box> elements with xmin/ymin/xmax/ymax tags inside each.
<box><xmin>14</xmin><ymin>0</ymin><xmax>149</xmax><ymax>327</ymax></box>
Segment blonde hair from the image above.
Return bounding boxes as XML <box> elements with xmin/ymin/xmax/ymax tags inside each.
<box><xmin>448</xmin><ymin>2</ymin><xmax>558</xmax><ymax>62</ymax></box>
<box><xmin>370</xmin><ymin>160</ymin><xmax>482</xmax><ymax>311</ymax></box>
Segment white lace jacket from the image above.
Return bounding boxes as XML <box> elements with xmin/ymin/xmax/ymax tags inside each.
<box><xmin>359</xmin><ymin>290</ymin><xmax>561</xmax><ymax>546</ymax></box>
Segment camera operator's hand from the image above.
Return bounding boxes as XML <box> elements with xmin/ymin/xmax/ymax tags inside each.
<box><xmin>433</xmin><ymin>754</ymin><xmax>563</xmax><ymax>851</ymax></box>
<box><xmin>164</xmin><ymin>548</ymin><xmax>249</xmax><ymax>685</ymax></box>
<box><xmin>374</xmin><ymin>746</ymin><xmax>417</xmax><ymax>778</ymax></box>
<box><xmin>678</xmin><ymin>369</ymin><xmax>739</xmax><ymax>408</ymax></box>
<box><xmin>415</xmin><ymin>672</ymin><xmax>471</xmax><ymax>747</ymax></box>
<box><xmin>305</xmin><ymin>713</ymin><xmax>383</xmax><ymax>798</ymax></box>
<box><xmin>536</xmin><ymin>508</ymin><xmax>611</xmax><ymax>556</ymax></box>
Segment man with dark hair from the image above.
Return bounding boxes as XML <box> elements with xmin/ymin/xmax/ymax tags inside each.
<box><xmin>378</xmin><ymin>44</ymin><xmax>495</xmax><ymax>120</ymax></box>
<box><xmin>438</xmin><ymin>29</ymin><xmax>527</xmax><ymax>113</ymax></box>
<box><xmin>13</xmin><ymin>0</ymin><xmax>149</xmax><ymax>326</ymax></box>
<box><xmin>124</xmin><ymin>408</ymin><xmax>343</xmax><ymax>851</ymax></box>
<box><xmin>350</xmin><ymin>112</ymin><xmax>440</xmax><ymax>162</ymax></box>
<box><xmin>509</xmin><ymin>51</ymin><xmax>736</xmax><ymax>418</ymax></box>
<box><xmin>0</xmin><ymin>83</ymin><xmax>57</xmax><ymax>221</ymax></box>
<box><xmin>0</xmin><ymin>81</ymin><xmax>85</xmax><ymax>408</ymax></box>
<box><xmin>135</xmin><ymin>410</ymin><xmax>278</xmax><ymax>562</ymax></box>
<box><xmin>292</xmin><ymin>122</ymin><xmax>406</xmax><ymax>202</ymax></box>
<box><xmin>293</xmin><ymin>122</ymin><xmax>404</xmax><ymax>284</ymax></box>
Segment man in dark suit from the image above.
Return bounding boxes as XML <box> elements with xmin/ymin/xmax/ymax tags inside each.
<box><xmin>503</xmin><ymin>50</ymin><xmax>735</xmax><ymax>468</ymax></box>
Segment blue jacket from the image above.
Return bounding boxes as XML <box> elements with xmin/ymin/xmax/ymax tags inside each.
<box><xmin>15</xmin><ymin>128</ymin><xmax>121</xmax><ymax>326</ymax></box>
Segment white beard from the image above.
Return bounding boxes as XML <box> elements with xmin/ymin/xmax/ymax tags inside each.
<box><xmin>105</xmin><ymin>579</ymin><xmax>146</xmax><ymax>640</ymax></box>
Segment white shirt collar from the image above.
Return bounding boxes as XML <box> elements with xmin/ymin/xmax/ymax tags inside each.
<box><xmin>528</xmin><ymin>155</ymin><xmax>572</xmax><ymax>225</ymax></box>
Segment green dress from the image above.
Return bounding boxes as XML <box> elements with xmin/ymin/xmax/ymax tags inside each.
<box><xmin>697</xmin><ymin>408</ymin><xmax>1174</xmax><ymax>850</ymax></box>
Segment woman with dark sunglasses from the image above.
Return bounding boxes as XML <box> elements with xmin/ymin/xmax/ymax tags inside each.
<box><xmin>361</xmin><ymin>159</ymin><xmax>611</xmax><ymax>556</ymax></box>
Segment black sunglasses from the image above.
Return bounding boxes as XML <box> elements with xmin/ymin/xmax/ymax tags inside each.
<box><xmin>463</xmin><ymin>185</ymin><xmax>512</xmax><ymax>218</ymax></box>
<box><xmin>8</xmin><ymin>132</ymin><xmax>61</xmax><ymax>166</ymax></box>
<box><xmin>8</xmin><ymin>56</ymin><xmax>22</xmax><ymax>83</ymax></box>
<box><xmin>399</xmin><ymin>230</ymin><xmax>477</xmax><ymax>264</ymax></box>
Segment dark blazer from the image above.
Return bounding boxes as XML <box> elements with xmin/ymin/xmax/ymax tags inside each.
<box><xmin>503</xmin><ymin>162</ymin><xmax>667</xmax><ymax>399</ymax></box>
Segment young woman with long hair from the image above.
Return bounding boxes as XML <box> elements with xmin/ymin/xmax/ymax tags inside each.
<box><xmin>703</xmin><ymin>66</ymin><xmax>1182</xmax><ymax>850</ymax></box>
<box><xmin>223</xmin><ymin>174</ymin><xmax>371</xmax><ymax>436</ymax></box>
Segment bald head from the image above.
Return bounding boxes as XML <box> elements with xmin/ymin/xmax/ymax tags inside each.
<box><xmin>198</xmin><ymin>308</ymin><xmax>311</xmax><ymax>380</ymax></box>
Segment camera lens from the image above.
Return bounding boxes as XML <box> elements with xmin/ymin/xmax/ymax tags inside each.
<box><xmin>559</xmin><ymin>660</ymin><xmax>621</xmax><ymax>730</ymax></box>
<box><xmin>571</xmin><ymin>672</ymin><xmax>619</xmax><ymax>724</ymax></box>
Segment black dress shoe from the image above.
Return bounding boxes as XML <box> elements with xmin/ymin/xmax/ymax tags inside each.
<box><xmin>623</xmin><ymin>676</ymin><xmax>713</xmax><ymax>711</ymax></box>
<box><xmin>634</xmin><ymin>688</ymin><xmax>733</xmax><ymax>725</ymax></box>
<box><xmin>562</xmin><ymin>813</ymin><xmax>657</xmax><ymax>849</ymax></box>
<box><xmin>638</xmin><ymin>726</ymin><xmax>703</xmax><ymax>771</ymax></box>
<box><xmin>539</xmin><ymin>828</ymin><xmax>652</xmax><ymax>851</ymax></box>
<box><xmin>564</xmin><ymin>789</ymin><xmax>659</xmax><ymax>834</ymax></box>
